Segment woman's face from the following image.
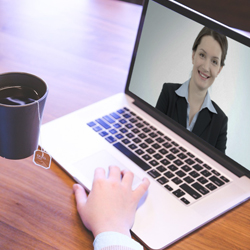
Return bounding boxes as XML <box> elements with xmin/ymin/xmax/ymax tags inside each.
<box><xmin>191</xmin><ymin>35</ymin><xmax>223</xmax><ymax>92</ymax></box>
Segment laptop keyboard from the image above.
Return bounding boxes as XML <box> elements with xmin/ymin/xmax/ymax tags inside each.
<box><xmin>87</xmin><ymin>107</ymin><xmax>231</xmax><ymax>205</ymax></box>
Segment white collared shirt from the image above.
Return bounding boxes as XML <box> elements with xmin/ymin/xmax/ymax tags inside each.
<box><xmin>175</xmin><ymin>79</ymin><xmax>217</xmax><ymax>131</ymax></box>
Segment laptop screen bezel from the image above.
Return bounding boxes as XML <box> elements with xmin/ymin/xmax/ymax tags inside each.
<box><xmin>124</xmin><ymin>0</ymin><xmax>250</xmax><ymax>178</ymax></box>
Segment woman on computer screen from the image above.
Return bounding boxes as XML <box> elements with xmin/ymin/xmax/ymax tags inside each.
<box><xmin>156</xmin><ymin>27</ymin><xmax>228</xmax><ymax>153</ymax></box>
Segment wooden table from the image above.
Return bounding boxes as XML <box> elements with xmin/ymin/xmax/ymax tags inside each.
<box><xmin>0</xmin><ymin>0</ymin><xmax>249</xmax><ymax>249</ymax></box>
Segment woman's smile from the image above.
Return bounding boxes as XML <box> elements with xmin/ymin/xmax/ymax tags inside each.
<box><xmin>198</xmin><ymin>70</ymin><xmax>210</xmax><ymax>80</ymax></box>
<box><xmin>191</xmin><ymin>35</ymin><xmax>223</xmax><ymax>92</ymax></box>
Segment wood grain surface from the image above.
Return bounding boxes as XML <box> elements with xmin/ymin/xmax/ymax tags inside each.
<box><xmin>0</xmin><ymin>0</ymin><xmax>249</xmax><ymax>249</ymax></box>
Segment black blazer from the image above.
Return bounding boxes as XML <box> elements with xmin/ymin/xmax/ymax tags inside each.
<box><xmin>156</xmin><ymin>83</ymin><xmax>228</xmax><ymax>153</ymax></box>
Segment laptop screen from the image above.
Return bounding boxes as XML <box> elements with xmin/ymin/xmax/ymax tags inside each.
<box><xmin>127</xmin><ymin>0</ymin><xmax>250</xmax><ymax>173</ymax></box>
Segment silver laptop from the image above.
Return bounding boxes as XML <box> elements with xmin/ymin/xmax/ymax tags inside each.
<box><xmin>41</xmin><ymin>0</ymin><xmax>250</xmax><ymax>249</ymax></box>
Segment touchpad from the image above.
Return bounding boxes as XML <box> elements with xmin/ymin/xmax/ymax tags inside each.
<box><xmin>72</xmin><ymin>150</ymin><xmax>143</xmax><ymax>192</ymax></box>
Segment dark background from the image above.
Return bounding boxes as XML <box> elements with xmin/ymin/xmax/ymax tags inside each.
<box><xmin>118</xmin><ymin>0</ymin><xmax>250</xmax><ymax>32</ymax></box>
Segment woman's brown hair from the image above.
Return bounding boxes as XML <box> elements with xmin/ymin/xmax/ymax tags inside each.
<box><xmin>192</xmin><ymin>27</ymin><xmax>228</xmax><ymax>66</ymax></box>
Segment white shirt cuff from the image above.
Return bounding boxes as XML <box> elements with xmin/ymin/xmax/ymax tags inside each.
<box><xmin>93</xmin><ymin>231</ymin><xmax>143</xmax><ymax>250</ymax></box>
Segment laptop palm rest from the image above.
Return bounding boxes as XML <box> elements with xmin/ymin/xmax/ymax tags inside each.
<box><xmin>72</xmin><ymin>150</ymin><xmax>148</xmax><ymax>208</ymax></box>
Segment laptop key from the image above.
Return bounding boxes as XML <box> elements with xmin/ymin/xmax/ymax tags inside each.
<box><xmin>129</xmin><ymin>118</ymin><xmax>137</xmax><ymax>123</ymax></box>
<box><xmin>193</xmin><ymin>164</ymin><xmax>203</xmax><ymax>171</ymax></box>
<box><xmin>149</xmin><ymin>160</ymin><xmax>159</xmax><ymax>167</ymax></box>
<box><xmin>164</xmin><ymin>171</ymin><xmax>175</xmax><ymax>179</ymax></box>
<box><xmin>172</xmin><ymin>177</ymin><xmax>183</xmax><ymax>185</ymax></box>
<box><xmin>195</xmin><ymin>158</ymin><xmax>203</xmax><ymax>164</ymax></box>
<box><xmin>187</xmin><ymin>152</ymin><xmax>195</xmax><ymax>158</ymax></box>
<box><xmin>120</xmin><ymin>128</ymin><xmax>128</xmax><ymax>133</ymax></box>
<box><xmin>181</xmin><ymin>165</ymin><xmax>192</xmax><ymax>172</ymax></box>
<box><xmin>132</xmin><ymin>137</ymin><xmax>141</xmax><ymax>144</ymax></box>
<box><xmin>103</xmin><ymin>115</ymin><xmax>115</xmax><ymax>124</ymax></box>
<box><xmin>173</xmin><ymin>189</ymin><xmax>185</xmax><ymax>198</ymax></box>
<box><xmin>99</xmin><ymin>131</ymin><xmax>109</xmax><ymax>137</ymax></box>
<box><xmin>142</xmin><ymin>154</ymin><xmax>152</xmax><ymax>161</ymax></box>
<box><xmin>181</xmin><ymin>197</ymin><xmax>190</xmax><ymax>205</ymax></box>
<box><xmin>170</xmin><ymin>148</ymin><xmax>179</xmax><ymax>154</ymax></box>
<box><xmin>142</xmin><ymin>127</ymin><xmax>151</xmax><ymax>133</ymax></box>
<box><xmin>138</xmin><ymin>133</ymin><xmax>147</xmax><ymax>139</ymax></box>
<box><xmin>116</xmin><ymin>134</ymin><xmax>124</xmax><ymax>139</ymax></box>
<box><xmin>221</xmin><ymin>176</ymin><xmax>230</xmax><ymax>183</ymax></box>
<box><xmin>153</xmin><ymin>153</ymin><xmax>163</xmax><ymax>160</ymax></box>
<box><xmin>166</xmin><ymin>153</ymin><xmax>176</xmax><ymax>160</ymax></box>
<box><xmin>152</xmin><ymin>143</ymin><xmax>161</xmax><ymax>149</ymax></box>
<box><xmin>136</xmin><ymin>122</ymin><xmax>144</xmax><ymax>128</ymax></box>
<box><xmin>123</xmin><ymin>113</ymin><xmax>131</xmax><ymax>119</ymax></box>
<box><xmin>185</xmin><ymin>158</ymin><xmax>195</xmax><ymax>165</ymax></box>
<box><xmin>189</xmin><ymin>170</ymin><xmax>200</xmax><ymax>178</ymax></box>
<box><xmin>113</xmin><ymin>123</ymin><xmax>122</xmax><ymax>128</ymax></box>
<box><xmin>197</xmin><ymin>176</ymin><xmax>208</xmax><ymax>184</ymax></box>
<box><xmin>139</xmin><ymin>143</ymin><xmax>148</xmax><ymax>149</ymax></box>
<box><xmin>147</xmin><ymin>169</ymin><xmax>161</xmax><ymax>179</ymax></box>
<box><xmin>160</xmin><ymin>159</ymin><xmax>171</xmax><ymax>166</ymax></box>
<box><xmin>203</xmin><ymin>163</ymin><xmax>212</xmax><ymax>170</ymax></box>
<box><xmin>110</xmin><ymin>112</ymin><xmax>121</xmax><ymax>119</ymax></box>
<box><xmin>149</xmin><ymin>132</ymin><xmax>158</xmax><ymax>138</ymax></box>
<box><xmin>105</xmin><ymin>136</ymin><xmax>117</xmax><ymax>143</ymax></box>
<box><xmin>125</xmin><ymin>123</ymin><xmax>133</xmax><ymax>129</ymax></box>
<box><xmin>145</xmin><ymin>138</ymin><xmax>154</xmax><ymax>144</ymax></box>
<box><xmin>209</xmin><ymin>176</ymin><xmax>225</xmax><ymax>186</ymax></box>
<box><xmin>164</xmin><ymin>184</ymin><xmax>173</xmax><ymax>191</ymax></box>
<box><xmin>173</xmin><ymin>159</ymin><xmax>184</xmax><ymax>166</ymax></box>
<box><xmin>179</xmin><ymin>146</ymin><xmax>187</xmax><ymax>152</ymax></box>
<box><xmin>156</xmin><ymin>137</ymin><xmax>165</xmax><ymax>143</ymax></box>
<box><xmin>96</xmin><ymin>118</ymin><xmax>111</xmax><ymax>129</ymax></box>
<box><xmin>135</xmin><ymin>149</ymin><xmax>144</xmax><ymax>155</ymax></box>
<box><xmin>157</xmin><ymin>165</ymin><xmax>167</xmax><ymax>172</ymax></box>
<box><xmin>128</xmin><ymin>144</ymin><xmax>137</xmax><ymax>150</ymax></box>
<box><xmin>87</xmin><ymin>121</ymin><xmax>96</xmax><ymax>127</ymax></box>
<box><xmin>109</xmin><ymin>129</ymin><xmax>117</xmax><ymax>134</ymax></box>
<box><xmin>159</xmin><ymin>148</ymin><xmax>168</xmax><ymax>155</ymax></box>
<box><xmin>168</xmin><ymin>164</ymin><xmax>178</xmax><ymax>171</ymax></box>
<box><xmin>157</xmin><ymin>176</ymin><xmax>168</xmax><ymax>185</ymax></box>
<box><xmin>93</xmin><ymin>126</ymin><xmax>102</xmax><ymax>132</ymax></box>
<box><xmin>131</xmin><ymin>128</ymin><xmax>140</xmax><ymax>134</ymax></box>
<box><xmin>146</xmin><ymin>148</ymin><xmax>156</xmax><ymax>154</ymax></box>
<box><xmin>206</xmin><ymin>182</ymin><xmax>217</xmax><ymax>191</ymax></box>
<box><xmin>191</xmin><ymin>182</ymin><xmax>209</xmax><ymax>195</ymax></box>
<box><xmin>212</xmin><ymin>169</ymin><xmax>221</xmax><ymax>176</ymax></box>
<box><xmin>113</xmin><ymin>142</ymin><xmax>151</xmax><ymax>171</ymax></box>
<box><xmin>201</xmin><ymin>169</ymin><xmax>212</xmax><ymax>177</ymax></box>
<box><xmin>180</xmin><ymin>183</ymin><xmax>202</xmax><ymax>200</ymax></box>
<box><xmin>177</xmin><ymin>153</ymin><xmax>187</xmax><ymax>159</ymax></box>
<box><xmin>163</xmin><ymin>142</ymin><xmax>172</xmax><ymax>149</ymax></box>
<box><xmin>117</xmin><ymin>109</ymin><xmax>125</xmax><ymax>114</ymax></box>
<box><xmin>176</xmin><ymin>170</ymin><xmax>186</xmax><ymax>178</ymax></box>
<box><xmin>126</xmin><ymin>133</ymin><xmax>135</xmax><ymax>138</ymax></box>
<box><xmin>184</xmin><ymin>176</ymin><xmax>194</xmax><ymax>184</ymax></box>
<box><xmin>119</xmin><ymin>119</ymin><xmax>127</xmax><ymax>124</ymax></box>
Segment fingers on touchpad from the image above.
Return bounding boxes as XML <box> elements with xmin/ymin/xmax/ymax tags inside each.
<box><xmin>73</xmin><ymin>150</ymin><xmax>142</xmax><ymax>190</ymax></box>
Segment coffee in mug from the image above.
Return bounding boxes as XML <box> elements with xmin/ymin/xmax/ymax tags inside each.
<box><xmin>0</xmin><ymin>72</ymin><xmax>48</xmax><ymax>160</ymax></box>
<box><xmin>0</xmin><ymin>86</ymin><xmax>40</xmax><ymax>105</ymax></box>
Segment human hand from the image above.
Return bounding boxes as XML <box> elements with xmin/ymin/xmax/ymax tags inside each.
<box><xmin>73</xmin><ymin>166</ymin><xmax>150</xmax><ymax>238</ymax></box>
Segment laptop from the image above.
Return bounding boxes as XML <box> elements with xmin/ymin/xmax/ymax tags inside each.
<box><xmin>41</xmin><ymin>0</ymin><xmax>250</xmax><ymax>249</ymax></box>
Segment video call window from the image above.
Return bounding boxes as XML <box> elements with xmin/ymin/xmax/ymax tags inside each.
<box><xmin>128</xmin><ymin>0</ymin><xmax>250</xmax><ymax>170</ymax></box>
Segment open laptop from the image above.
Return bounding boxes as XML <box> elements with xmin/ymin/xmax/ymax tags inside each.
<box><xmin>41</xmin><ymin>0</ymin><xmax>250</xmax><ymax>249</ymax></box>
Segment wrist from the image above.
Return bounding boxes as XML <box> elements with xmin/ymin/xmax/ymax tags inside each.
<box><xmin>93</xmin><ymin>226</ymin><xmax>131</xmax><ymax>238</ymax></box>
<box><xmin>94</xmin><ymin>231</ymin><xmax>144</xmax><ymax>250</ymax></box>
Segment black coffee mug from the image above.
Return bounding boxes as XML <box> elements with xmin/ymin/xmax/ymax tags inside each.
<box><xmin>0</xmin><ymin>72</ymin><xmax>48</xmax><ymax>159</ymax></box>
